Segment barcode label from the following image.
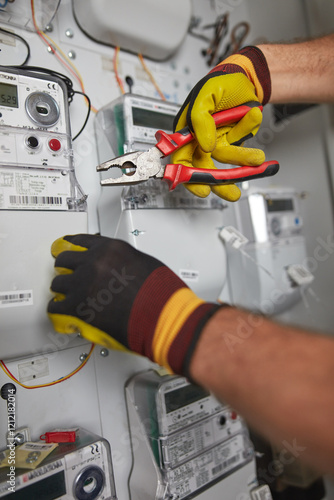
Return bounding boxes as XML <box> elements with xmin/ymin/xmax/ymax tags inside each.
<box><xmin>22</xmin><ymin>443</ymin><xmax>53</xmax><ymax>450</ymax></box>
<box><xmin>0</xmin><ymin>290</ymin><xmax>33</xmax><ymax>308</ymax></box>
<box><xmin>9</xmin><ymin>195</ymin><xmax>62</xmax><ymax>206</ymax></box>
<box><xmin>212</xmin><ymin>454</ymin><xmax>239</xmax><ymax>475</ymax></box>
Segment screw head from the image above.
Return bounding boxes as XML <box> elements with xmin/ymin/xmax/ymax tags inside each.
<box><xmin>100</xmin><ymin>348</ymin><xmax>109</xmax><ymax>357</ymax></box>
<box><xmin>14</xmin><ymin>433</ymin><xmax>25</xmax><ymax>445</ymax></box>
<box><xmin>65</xmin><ymin>29</ymin><xmax>74</xmax><ymax>38</ymax></box>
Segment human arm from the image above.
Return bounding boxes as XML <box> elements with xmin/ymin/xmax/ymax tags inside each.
<box><xmin>258</xmin><ymin>34</ymin><xmax>334</xmax><ymax>103</ymax></box>
<box><xmin>189</xmin><ymin>305</ymin><xmax>334</xmax><ymax>475</ymax></box>
<box><xmin>173</xmin><ymin>34</ymin><xmax>334</xmax><ymax>201</ymax></box>
<box><xmin>48</xmin><ymin>234</ymin><xmax>334</xmax><ymax>475</ymax></box>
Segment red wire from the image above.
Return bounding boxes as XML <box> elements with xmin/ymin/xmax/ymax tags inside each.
<box><xmin>30</xmin><ymin>0</ymin><xmax>85</xmax><ymax>90</ymax></box>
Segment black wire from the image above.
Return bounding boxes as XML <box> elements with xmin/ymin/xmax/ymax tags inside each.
<box><xmin>46</xmin><ymin>0</ymin><xmax>62</xmax><ymax>28</ymax></box>
<box><xmin>18</xmin><ymin>65</ymin><xmax>75</xmax><ymax>103</ymax></box>
<box><xmin>8</xmin><ymin>66</ymin><xmax>91</xmax><ymax>140</ymax></box>
<box><xmin>72</xmin><ymin>90</ymin><xmax>91</xmax><ymax>141</ymax></box>
<box><xmin>0</xmin><ymin>26</ymin><xmax>31</xmax><ymax>66</ymax></box>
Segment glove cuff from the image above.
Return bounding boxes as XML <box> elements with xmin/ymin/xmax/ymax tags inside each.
<box><xmin>127</xmin><ymin>265</ymin><xmax>224</xmax><ymax>376</ymax></box>
<box><xmin>168</xmin><ymin>302</ymin><xmax>224</xmax><ymax>377</ymax></box>
<box><xmin>211</xmin><ymin>46</ymin><xmax>271</xmax><ymax>105</ymax></box>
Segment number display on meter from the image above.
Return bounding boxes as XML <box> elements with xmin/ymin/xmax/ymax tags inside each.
<box><xmin>0</xmin><ymin>82</ymin><xmax>18</xmax><ymax>108</ymax></box>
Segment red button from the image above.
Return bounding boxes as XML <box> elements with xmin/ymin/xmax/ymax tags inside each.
<box><xmin>48</xmin><ymin>138</ymin><xmax>61</xmax><ymax>152</ymax></box>
<box><xmin>230</xmin><ymin>410</ymin><xmax>238</xmax><ymax>420</ymax></box>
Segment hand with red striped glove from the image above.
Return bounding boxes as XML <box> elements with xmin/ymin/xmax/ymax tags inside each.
<box><xmin>172</xmin><ymin>46</ymin><xmax>271</xmax><ymax>201</ymax></box>
<box><xmin>47</xmin><ymin>234</ymin><xmax>221</xmax><ymax>376</ymax></box>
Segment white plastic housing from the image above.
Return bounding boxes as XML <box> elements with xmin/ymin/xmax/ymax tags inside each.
<box><xmin>73</xmin><ymin>0</ymin><xmax>192</xmax><ymax>60</ymax></box>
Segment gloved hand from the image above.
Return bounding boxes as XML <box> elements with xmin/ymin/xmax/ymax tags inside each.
<box><xmin>47</xmin><ymin>234</ymin><xmax>221</xmax><ymax>376</ymax></box>
<box><xmin>172</xmin><ymin>46</ymin><xmax>271</xmax><ymax>201</ymax></box>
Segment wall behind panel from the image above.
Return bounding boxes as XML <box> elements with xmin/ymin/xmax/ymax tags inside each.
<box><xmin>237</xmin><ymin>1</ymin><xmax>334</xmax><ymax>335</ymax></box>
<box><xmin>244</xmin><ymin>0</ymin><xmax>308</xmax><ymax>43</ymax></box>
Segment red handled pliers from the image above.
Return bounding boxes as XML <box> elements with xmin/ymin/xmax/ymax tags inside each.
<box><xmin>96</xmin><ymin>102</ymin><xmax>279</xmax><ymax>190</ymax></box>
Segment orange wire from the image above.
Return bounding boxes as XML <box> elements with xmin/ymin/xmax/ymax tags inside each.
<box><xmin>0</xmin><ymin>344</ymin><xmax>95</xmax><ymax>389</ymax></box>
<box><xmin>138</xmin><ymin>53</ymin><xmax>166</xmax><ymax>101</ymax></box>
<box><xmin>31</xmin><ymin>0</ymin><xmax>78</xmax><ymax>82</ymax></box>
<box><xmin>113</xmin><ymin>46</ymin><xmax>125</xmax><ymax>94</ymax></box>
<box><xmin>30</xmin><ymin>0</ymin><xmax>98</xmax><ymax>114</ymax></box>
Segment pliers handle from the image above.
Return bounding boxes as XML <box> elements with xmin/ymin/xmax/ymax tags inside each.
<box><xmin>155</xmin><ymin>101</ymin><xmax>263</xmax><ymax>156</ymax></box>
<box><xmin>163</xmin><ymin>161</ymin><xmax>279</xmax><ymax>191</ymax></box>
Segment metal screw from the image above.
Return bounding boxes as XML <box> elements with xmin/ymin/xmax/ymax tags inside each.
<box><xmin>79</xmin><ymin>353</ymin><xmax>88</xmax><ymax>362</ymax></box>
<box><xmin>100</xmin><ymin>348</ymin><xmax>109</xmax><ymax>357</ymax></box>
<box><xmin>132</xmin><ymin>229</ymin><xmax>140</xmax><ymax>236</ymax></box>
<box><xmin>26</xmin><ymin>451</ymin><xmax>41</xmax><ymax>464</ymax></box>
<box><xmin>47</xmin><ymin>45</ymin><xmax>55</xmax><ymax>54</ymax></box>
<box><xmin>65</xmin><ymin>29</ymin><xmax>74</xmax><ymax>38</ymax></box>
<box><xmin>14</xmin><ymin>433</ymin><xmax>25</xmax><ymax>445</ymax></box>
<box><xmin>68</xmin><ymin>50</ymin><xmax>76</xmax><ymax>59</ymax></box>
<box><xmin>45</xmin><ymin>24</ymin><xmax>53</xmax><ymax>33</ymax></box>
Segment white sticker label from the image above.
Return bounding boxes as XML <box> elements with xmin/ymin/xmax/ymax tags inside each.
<box><xmin>0</xmin><ymin>168</ymin><xmax>70</xmax><ymax>210</ymax></box>
<box><xmin>251</xmin><ymin>484</ymin><xmax>273</xmax><ymax>500</ymax></box>
<box><xmin>179</xmin><ymin>269</ymin><xmax>199</xmax><ymax>282</ymax></box>
<box><xmin>167</xmin><ymin>434</ymin><xmax>250</xmax><ymax>499</ymax></box>
<box><xmin>0</xmin><ymin>290</ymin><xmax>33</xmax><ymax>307</ymax></box>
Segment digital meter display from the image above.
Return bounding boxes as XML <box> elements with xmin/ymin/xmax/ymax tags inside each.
<box><xmin>165</xmin><ymin>384</ymin><xmax>210</xmax><ymax>413</ymax></box>
<box><xmin>266</xmin><ymin>198</ymin><xmax>294</xmax><ymax>212</ymax></box>
<box><xmin>132</xmin><ymin>106</ymin><xmax>175</xmax><ymax>131</ymax></box>
<box><xmin>0</xmin><ymin>82</ymin><xmax>18</xmax><ymax>108</ymax></box>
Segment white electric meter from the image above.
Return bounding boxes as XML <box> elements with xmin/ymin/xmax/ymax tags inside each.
<box><xmin>125</xmin><ymin>369</ymin><xmax>256</xmax><ymax>500</ymax></box>
<box><xmin>0</xmin><ymin>66</ymin><xmax>85</xmax><ymax>211</ymax></box>
<box><xmin>225</xmin><ymin>188</ymin><xmax>313</xmax><ymax>314</ymax></box>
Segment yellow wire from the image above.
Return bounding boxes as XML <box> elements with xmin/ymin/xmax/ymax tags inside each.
<box><xmin>31</xmin><ymin>0</ymin><xmax>97</xmax><ymax>113</ymax></box>
<box><xmin>0</xmin><ymin>344</ymin><xmax>95</xmax><ymax>389</ymax></box>
<box><xmin>42</xmin><ymin>32</ymin><xmax>98</xmax><ymax>114</ymax></box>
<box><xmin>138</xmin><ymin>53</ymin><xmax>166</xmax><ymax>101</ymax></box>
<box><xmin>114</xmin><ymin>46</ymin><xmax>125</xmax><ymax>94</ymax></box>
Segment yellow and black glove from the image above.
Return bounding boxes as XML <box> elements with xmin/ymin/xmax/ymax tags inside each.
<box><xmin>172</xmin><ymin>46</ymin><xmax>271</xmax><ymax>201</ymax></box>
<box><xmin>47</xmin><ymin>234</ymin><xmax>222</xmax><ymax>376</ymax></box>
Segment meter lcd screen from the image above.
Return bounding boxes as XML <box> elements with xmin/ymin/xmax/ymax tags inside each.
<box><xmin>132</xmin><ymin>106</ymin><xmax>174</xmax><ymax>131</ymax></box>
<box><xmin>266</xmin><ymin>198</ymin><xmax>294</xmax><ymax>212</ymax></box>
<box><xmin>164</xmin><ymin>384</ymin><xmax>210</xmax><ymax>413</ymax></box>
<box><xmin>0</xmin><ymin>82</ymin><xmax>18</xmax><ymax>108</ymax></box>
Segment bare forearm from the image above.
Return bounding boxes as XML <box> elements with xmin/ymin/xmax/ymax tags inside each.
<box><xmin>258</xmin><ymin>35</ymin><xmax>334</xmax><ymax>103</ymax></box>
<box><xmin>189</xmin><ymin>306</ymin><xmax>334</xmax><ymax>474</ymax></box>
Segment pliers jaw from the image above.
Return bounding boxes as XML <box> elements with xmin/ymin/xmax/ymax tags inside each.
<box><xmin>97</xmin><ymin>147</ymin><xmax>164</xmax><ymax>186</ymax></box>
